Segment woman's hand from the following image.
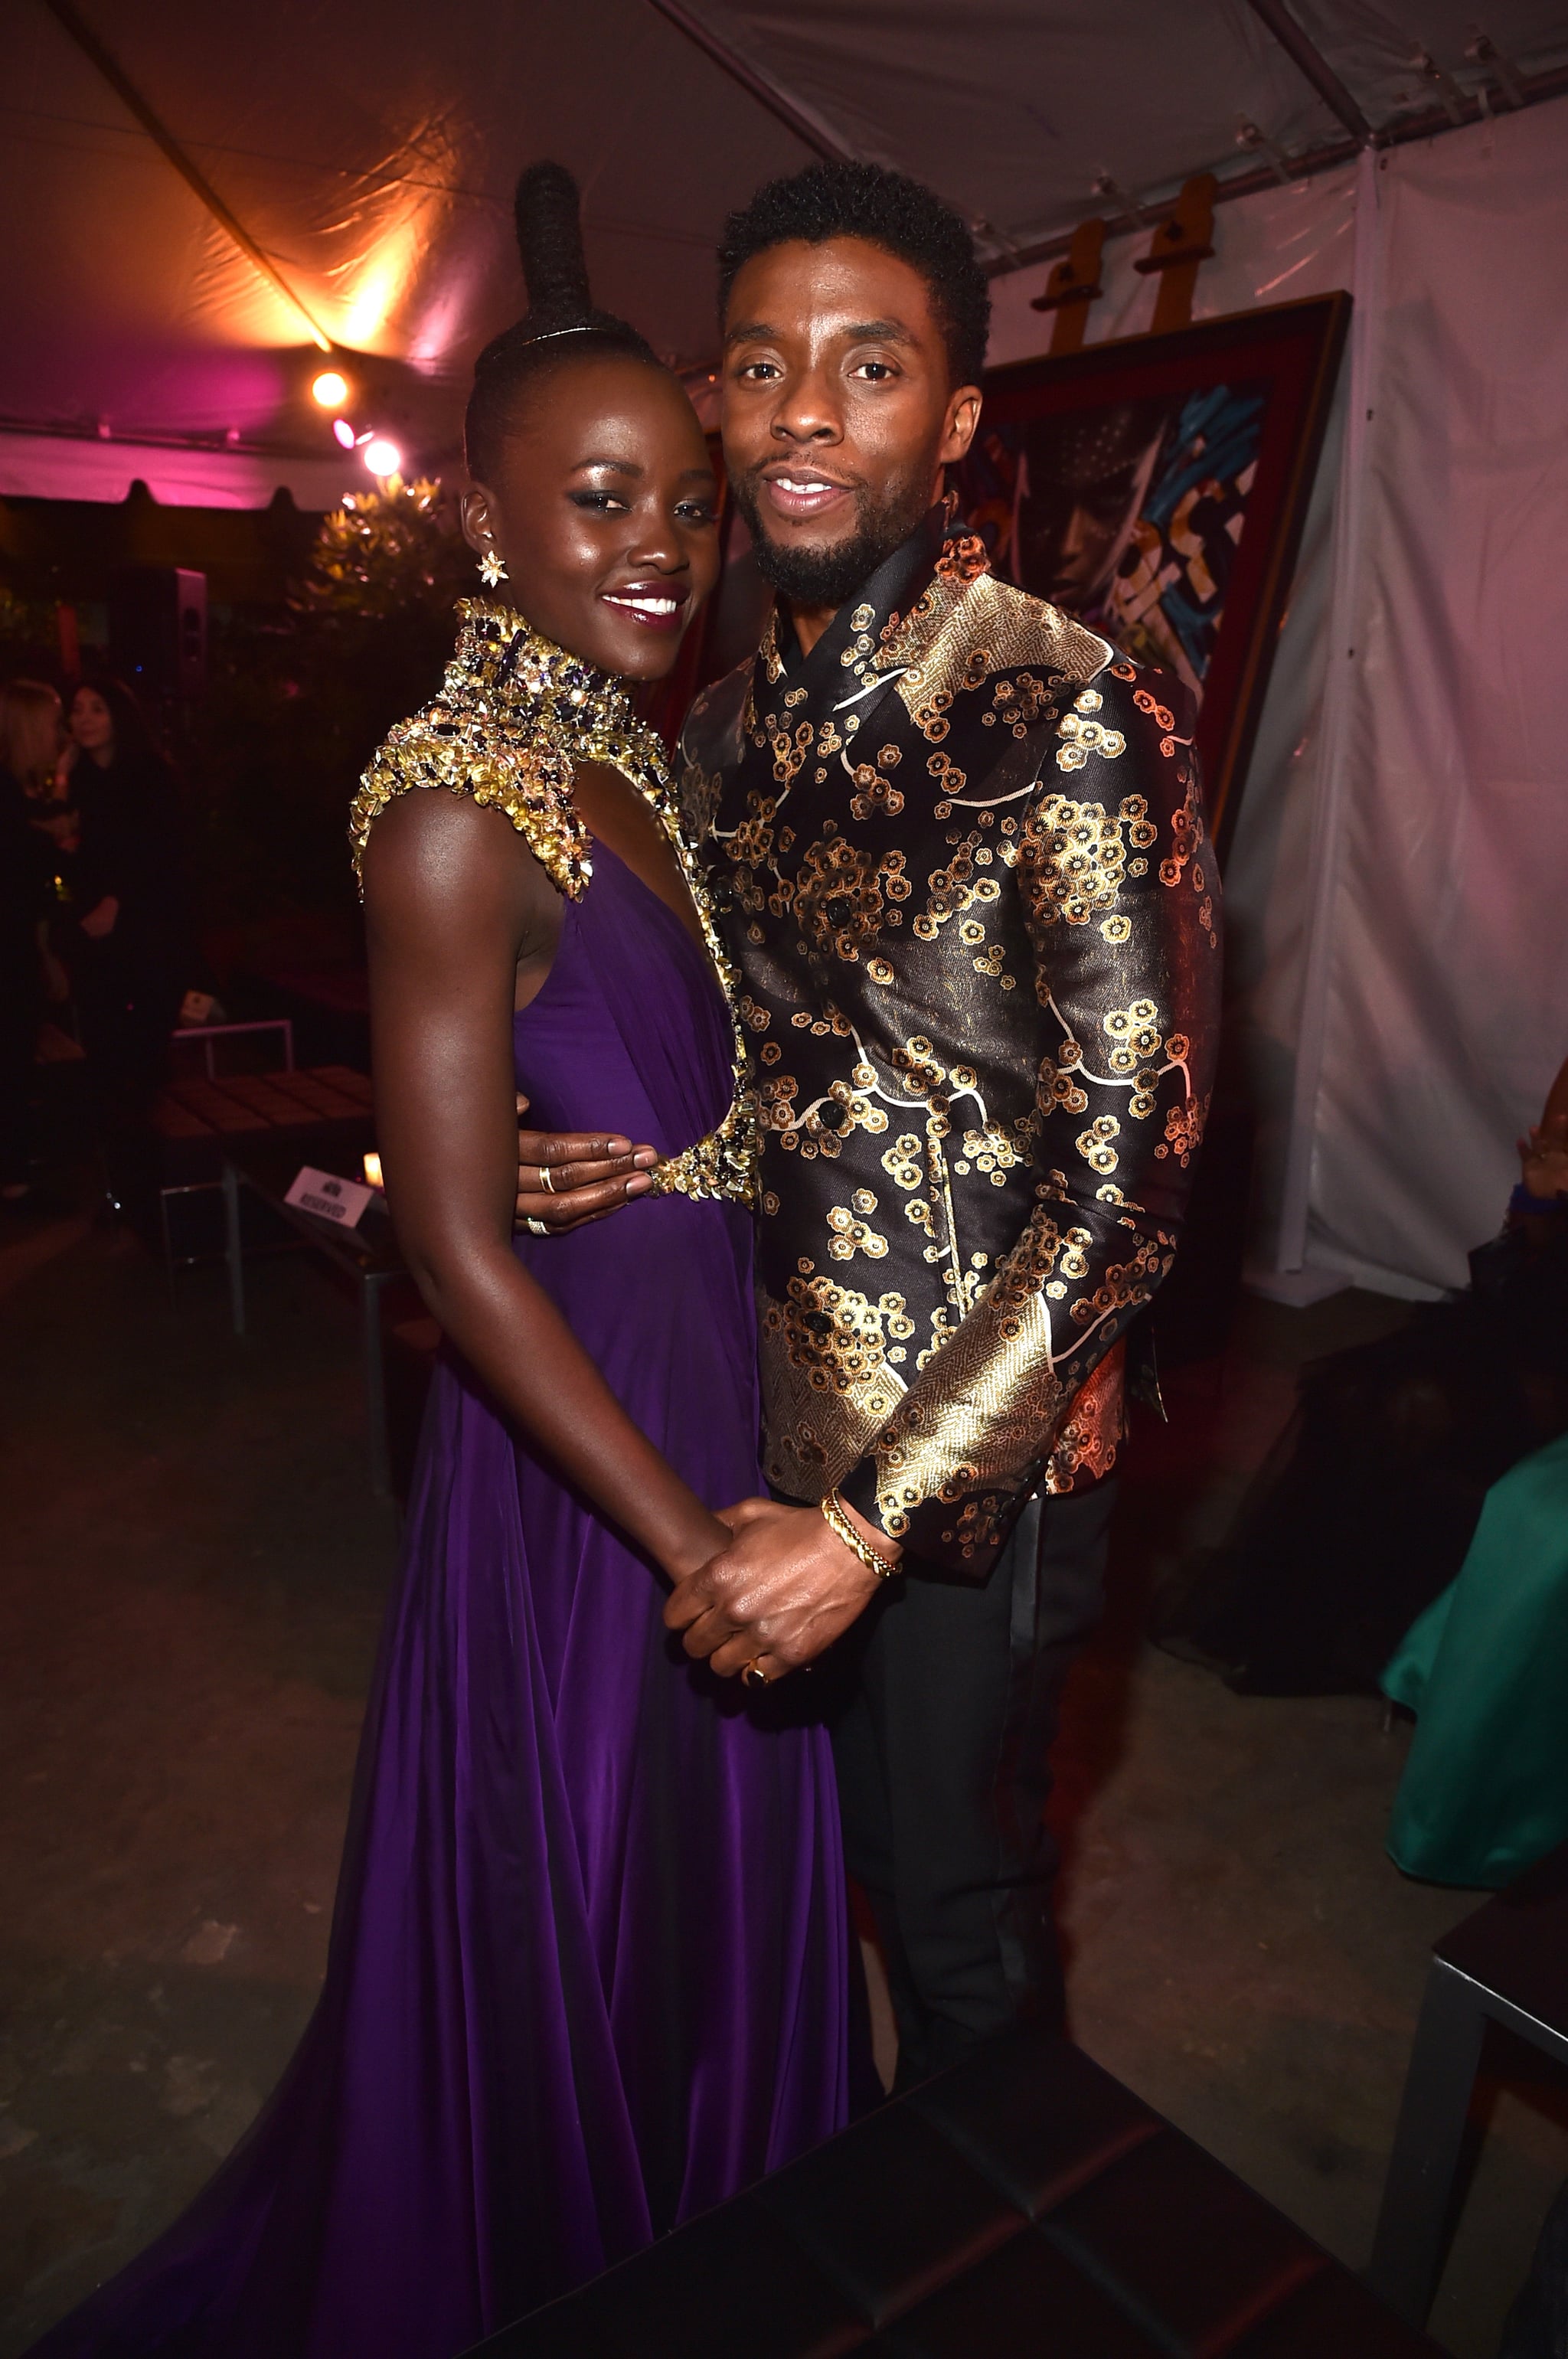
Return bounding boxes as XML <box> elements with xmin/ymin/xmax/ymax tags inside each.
<box><xmin>1519</xmin><ymin>1112</ymin><xmax>1568</xmax><ymax>1202</ymax></box>
<box><xmin>665</xmin><ymin>1496</ymin><xmax>897</xmax><ymax>1680</ymax></box>
<box><xmin>79</xmin><ymin>895</ymin><xmax>119</xmax><ymax>940</ymax></box>
<box><xmin>31</xmin><ymin>803</ymin><xmax>79</xmax><ymax>852</ymax></box>
<box><xmin>513</xmin><ymin>1095</ymin><xmax>659</xmax><ymax>1232</ymax></box>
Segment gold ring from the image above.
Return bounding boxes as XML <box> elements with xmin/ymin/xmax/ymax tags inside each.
<box><xmin>742</xmin><ymin>1658</ymin><xmax>768</xmax><ymax>1689</ymax></box>
<box><xmin>538</xmin><ymin>1165</ymin><xmax>557</xmax><ymax>1195</ymax></box>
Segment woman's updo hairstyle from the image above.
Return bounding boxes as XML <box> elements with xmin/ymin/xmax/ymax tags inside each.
<box><xmin>465</xmin><ymin>161</ymin><xmax>659</xmax><ymax>483</ymax></box>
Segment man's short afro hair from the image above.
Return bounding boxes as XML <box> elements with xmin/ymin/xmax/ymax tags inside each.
<box><xmin>717</xmin><ymin>161</ymin><xmax>991</xmax><ymax>388</ymax></box>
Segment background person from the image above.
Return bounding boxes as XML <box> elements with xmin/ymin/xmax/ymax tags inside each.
<box><xmin>0</xmin><ymin>679</ymin><xmax>71</xmax><ymax>1211</ymax></box>
<box><xmin>1159</xmin><ymin>1054</ymin><xmax>1568</xmax><ymax>1696</ymax></box>
<box><xmin>60</xmin><ymin>675</ymin><xmax>191</xmax><ymax>1221</ymax></box>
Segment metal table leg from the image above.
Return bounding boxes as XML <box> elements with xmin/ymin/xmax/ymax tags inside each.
<box><xmin>363</xmin><ymin>1269</ymin><xmax>392</xmax><ymax>1498</ymax></box>
<box><xmin>1367</xmin><ymin>1955</ymin><xmax>1488</xmax><ymax>2324</ymax></box>
<box><xmin>223</xmin><ymin>1162</ymin><xmax>246</xmax><ymax>1336</ymax></box>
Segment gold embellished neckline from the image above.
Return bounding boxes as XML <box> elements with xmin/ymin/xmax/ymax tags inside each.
<box><xmin>451</xmin><ymin>597</ymin><xmax>655</xmax><ymax>752</ymax></box>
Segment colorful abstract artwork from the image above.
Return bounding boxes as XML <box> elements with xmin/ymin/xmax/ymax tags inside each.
<box><xmin>956</xmin><ymin>295</ymin><xmax>1348</xmax><ymax>853</ymax></box>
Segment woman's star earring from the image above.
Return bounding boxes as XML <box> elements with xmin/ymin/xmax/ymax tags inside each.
<box><xmin>479</xmin><ymin>546</ymin><xmax>508</xmax><ymax>588</ymax></box>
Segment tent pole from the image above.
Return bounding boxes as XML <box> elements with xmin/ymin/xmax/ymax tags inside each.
<box><xmin>1242</xmin><ymin>0</ymin><xmax>1376</xmax><ymax>147</ymax></box>
<box><xmin>41</xmin><ymin>0</ymin><xmax>336</xmax><ymax>354</ymax></box>
<box><xmin>1272</xmin><ymin>145</ymin><xmax>1386</xmax><ymax>1279</ymax></box>
<box><xmin>640</xmin><ymin>0</ymin><xmax>857</xmax><ymax>164</ymax></box>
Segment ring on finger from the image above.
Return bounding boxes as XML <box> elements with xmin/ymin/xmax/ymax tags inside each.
<box><xmin>524</xmin><ymin>1217</ymin><xmax>550</xmax><ymax>1238</ymax></box>
<box><xmin>538</xmin><ymin>1165</ymin><xmax>557</xmax><ymax>1196</ymax></box>
<box><xmin>742</xmin><ymin>1658</ymin><xmax>768</xmax><ymax>1689</ymax></box>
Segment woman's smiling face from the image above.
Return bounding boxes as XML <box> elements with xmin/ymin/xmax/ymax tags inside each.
<box><xmin>70</xmin><ymin>686</ymin><xmax>115</xmax><ymax>760</ymax></box>
<box><xmin>459</xmin><ymin>352</ymin><xmax>720</xmax><ymax>682</ymax></box>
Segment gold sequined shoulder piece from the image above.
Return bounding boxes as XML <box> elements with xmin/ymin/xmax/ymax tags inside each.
<box><xmin>351</xmin><ymin>714</ymin><xmax>591</xmax><ymax>899</ymax></box>
<box><xmin>349</xmin><ymin>597</ymin><xmax>668</xmax><ymax>902</ymax></box>
<box><xmin>880</xmin><ymin>569</ymin><xmax>1115</xmax><ymax>717</ymax></box>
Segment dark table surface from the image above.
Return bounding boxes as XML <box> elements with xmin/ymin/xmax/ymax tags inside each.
<box><xmin>224</xmin><ymin>1135</ymin><xmax>404</xmax><ymax>1281</ymax></box>
<box><xmin>1438</xmin><ymin>1838</ymin><xmax>1568</xmax><ymax>2033</ymax></box>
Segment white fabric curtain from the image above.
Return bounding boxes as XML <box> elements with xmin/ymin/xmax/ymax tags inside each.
<box><xmin>996</xmin><ymin>101</ymin><xmax>1568</xmax><ymax>1302</ymax></box>
<box><xmin>1297</xmin><ymin>99</ymin><xmax>1568</xmax><ymax>1295</ymax></box>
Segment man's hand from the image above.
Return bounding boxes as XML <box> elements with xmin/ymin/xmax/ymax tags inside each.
<box><xmin>514</xmin><ymin>1094</ymin><xmax>659</xmax><ymax>1232</ymax></box>
<box><xmin>664</xmin><ymin>1495</ymin><xmax>899</xmax><ymax>1679</ymax></box>
<box><xmin>80</xmin><ymin>895</ymin><xmax>119</xmax><ymax>941</ymax></box>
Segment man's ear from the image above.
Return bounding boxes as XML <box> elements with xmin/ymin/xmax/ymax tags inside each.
<box><xmin>939</xmin><ymin>385</ymin><xmax>983</xmax><ymax>468</ymax></box>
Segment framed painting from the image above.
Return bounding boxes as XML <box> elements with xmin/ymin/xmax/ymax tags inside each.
<box><xmin>954</xmin><ymin>292</ymin><xmax>1349</xmax><ymax>856</ymax></box>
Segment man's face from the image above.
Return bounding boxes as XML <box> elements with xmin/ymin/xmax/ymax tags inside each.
<box><xmin>720</xmin><ymin>237</ymin><xmax>982</xmax><ymax>614</ymax></box>
<box><xmin>1019</xmin><ymin>435</ymin><xmax>1163</xmax><ymax>611</ymax></box>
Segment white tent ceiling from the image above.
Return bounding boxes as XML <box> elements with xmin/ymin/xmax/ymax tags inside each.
<box><xmin>3</xmin><ymin>0</ymin><xmax>1566</xmax><ymax>496</ymax></box>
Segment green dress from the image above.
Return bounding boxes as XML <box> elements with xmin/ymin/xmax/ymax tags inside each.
<box><xmin>1382</xmin><ymin>1428</ymin><xmax>1568</xmax><ymax>1887</ymax></box>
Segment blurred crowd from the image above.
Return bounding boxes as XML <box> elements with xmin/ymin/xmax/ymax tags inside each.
<box><xmin>0</xmin><ymin>674</ymin><xmax>194</xmax><ymax>1225</ymax></box>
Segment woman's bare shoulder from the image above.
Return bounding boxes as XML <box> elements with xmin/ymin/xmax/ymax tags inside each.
<box><xmin>361</xmin><ymin>786</ymin><xmax>557</xmax><ymax>946</ymax></box>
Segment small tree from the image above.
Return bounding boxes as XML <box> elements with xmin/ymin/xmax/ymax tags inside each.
<box><xmin>293</xmin><ymin>475</ymin><xmax>472</xmax><ymax>623</ymax></box>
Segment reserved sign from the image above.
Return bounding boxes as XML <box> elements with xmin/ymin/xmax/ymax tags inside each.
<box><xmin>285</xmin><ymin>1165</ymin><xmax>375</xmax><ymax>1228</ymax></box>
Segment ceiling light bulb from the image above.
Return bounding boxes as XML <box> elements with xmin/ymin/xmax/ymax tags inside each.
<box><xmin>332</xmin><ymin>417</ymin><xmax>356</xmax><ymax>449</ymax></box>
<box><xmin>311</xmin><ymin>370</ymin><xmax>349</xmax><ymax>410</ymax></box>
<box><xmin>363</xmin><ymin>437</ymin><xmax>401</xmax><ymax>478</ymax></box>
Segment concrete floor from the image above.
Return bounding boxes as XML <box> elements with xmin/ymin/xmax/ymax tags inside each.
<box><xmin>2</xmin><ymin>1219</ymin><xmax>1564</xmax><ymax>2355</ymax></box>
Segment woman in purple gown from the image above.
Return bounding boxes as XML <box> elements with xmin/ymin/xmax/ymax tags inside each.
<box><xmin>28</xmin><ymin>166</ymin><xmax>852</xmax><ymax>2359</ymax></box>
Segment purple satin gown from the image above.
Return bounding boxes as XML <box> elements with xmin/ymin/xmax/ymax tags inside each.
<box><xmin>31</xmin><ymin>843</ymin><xmax>853</xmax><ymax>2359</ymax></box>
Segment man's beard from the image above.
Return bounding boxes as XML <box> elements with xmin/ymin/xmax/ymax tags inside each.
<box><xmin>732</xmin><ymin>460</ymin><xmax>937</xmax><ymax>613</ymax></box>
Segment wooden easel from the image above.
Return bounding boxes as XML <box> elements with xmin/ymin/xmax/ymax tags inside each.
<box><xmin>1132</xmin><ymin>173</ymin><xmax>1217</xmax><ymax>334</ymax></box>
<box><xmin>1029</xmin><ymin>174</ymin><xmax>1218</xmax><ymax>351</ymax></box>
<box><xmin>1028</xmin><ymin>217</ymin><xmax>1106</xmax><ymax>355</ymax></box>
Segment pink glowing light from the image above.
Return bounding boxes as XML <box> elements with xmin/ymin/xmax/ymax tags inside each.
<box><xmin>332</xmin><ymin>417</ymin><xmax>356</xmax><ymax>449</ymax></box>
<box><xmin>363</xmin><ymin>437</ymin><xmax>401</xmax><ymax>478</ymax></box>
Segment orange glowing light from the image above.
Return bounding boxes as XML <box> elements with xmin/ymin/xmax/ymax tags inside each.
<box><xmin>312</xmin><ymin>370</ymin><xmax>350</xmax><ymax>410</ymax></box>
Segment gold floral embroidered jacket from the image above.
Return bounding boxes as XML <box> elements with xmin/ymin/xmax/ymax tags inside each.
<box><xmin>678</xmin><ymin>511</ymin><xmax>1222</xmax><ymax>1576</ymax></box>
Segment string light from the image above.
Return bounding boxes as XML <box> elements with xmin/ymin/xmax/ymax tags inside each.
<box><xmin>332</xmin><ymin>417</ymin><xmax>356</xmax><ymax>449</ymax></box>
<box><xmin>311</xmin><ymin>370</ymin><xmax>349</xmax><ymax>410</ymax></box>
<box><xmin>363</xmin><ymin>437</ymin><xmax>402</xmax><ymax>478</ymax></box>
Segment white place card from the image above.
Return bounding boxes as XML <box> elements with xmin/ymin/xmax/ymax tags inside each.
<box><xmin>285</xmin><ymin>1165</ymin><xmax>375</xmax><ymax>1229</ymax></box>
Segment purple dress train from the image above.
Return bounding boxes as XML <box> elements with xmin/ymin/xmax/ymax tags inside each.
<box><xmin>31</xmin><ymin>842</ymin><xmax>853</xmax><ymax>2358</ymax></box>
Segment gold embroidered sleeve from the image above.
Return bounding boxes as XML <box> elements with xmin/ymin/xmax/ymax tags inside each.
<box><xmin>349</xmin><ymin>707</ymin><xmax>591</xmax><ymax>900</ymax></box>
<box><xmin>835</xmin><ymin>671</ymin><xmax>1223</xmax><ymax>1574</ymax></box>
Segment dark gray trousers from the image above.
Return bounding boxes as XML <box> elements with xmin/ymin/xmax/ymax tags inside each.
<box><xmin>822</xmin><ymin>1479</ymin><xmax>1118</xmax><ymax>2092</ymax></box>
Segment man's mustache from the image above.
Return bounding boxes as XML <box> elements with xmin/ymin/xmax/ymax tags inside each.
<box><xmin>736</xmin><ymin>462</ymin><xmax>870</xmax><ymax>511</ymax></box>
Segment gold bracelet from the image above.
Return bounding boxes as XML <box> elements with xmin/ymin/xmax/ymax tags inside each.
<box><xmin>822</xmin><ymin>1488</ymin><xmax>897</xmax><ymax>1580</ymax></box>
